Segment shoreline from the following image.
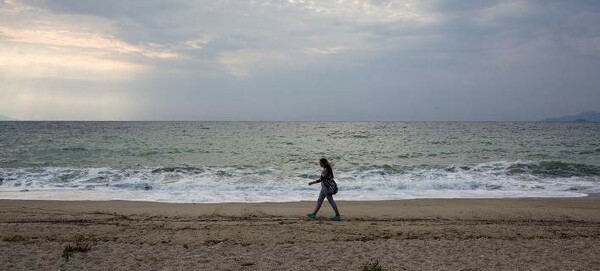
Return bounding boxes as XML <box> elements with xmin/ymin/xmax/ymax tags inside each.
<box><xmin>2</xmin><ymin>197</ymin><xmax>600</xmax><ymax>270</ymax></box>
<box><xmin>2</xmin><ymin>196</ymin><xmax>600</xmax><ymax>221</ymax></box>
<box><xmin>0</xmin><ymin>189</ymin><xmax>596</xmax><ymax>205</ymax></box>
<box><xmin>0</xmin><ymin>191</ymin><xmax>597</xmax><ymax>203</ymax></box>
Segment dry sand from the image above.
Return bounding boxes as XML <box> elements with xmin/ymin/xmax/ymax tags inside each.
<box><xmin>1</xmin><ymin>197</ymin><xmax>600</xmax><ymax>270</ymax></box>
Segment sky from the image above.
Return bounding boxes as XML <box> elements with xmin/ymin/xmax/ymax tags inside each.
<box><xmin>1</xmin><ymin>0</ymin><xmax>599</xmax><ymax>121</ymax></box>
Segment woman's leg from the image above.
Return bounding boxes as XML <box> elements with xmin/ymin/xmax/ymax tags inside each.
<box><xmin>312</xmin><ymin>190</ymin><xmax>326</xmax><ymax>215</ymax></box>
<box><xmin>326</xmin><ymin>194</ymin><xmax>340</xmax><ymax>216</ymax></box>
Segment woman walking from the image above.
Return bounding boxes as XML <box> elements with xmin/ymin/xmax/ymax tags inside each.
<box><xmin>307</xmin><ymin>158</ymin><xmax>342</xmax><ymax>221</ymax></box>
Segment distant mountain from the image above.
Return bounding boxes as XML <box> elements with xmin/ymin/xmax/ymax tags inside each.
<box><xmin>542</xmin><ymin>111</ymin><xmax>600</xmax><ymax>122</ymax></box>
<box><xmin>0</xmin><ymin>114</ymin><xmax>18</xmax><ymax>121</ymax></box>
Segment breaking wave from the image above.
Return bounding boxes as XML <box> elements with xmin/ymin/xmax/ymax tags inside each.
<box><xmin>1</xmin><ymin>161</ymin><xmax>599</xmax><ymax>203</ymax></box>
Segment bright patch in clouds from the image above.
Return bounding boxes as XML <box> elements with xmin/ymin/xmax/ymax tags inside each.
<box><xmin>0</xmin><ymin>25</ymin><xmax>156</xmax><ymax>80</ymax></box>
<box><xmin>0</xmin><ymin>0</ymin><xmax>208</xmax><ymax>82</ymax></box>
<box><xmin>0</xmin><ymin>45</ymin><xmax>146</xmax><ymax>80</ymax></box>
<box><xmin>0</xmin><ymin>26</ymin><xmax>178</xmax><ymax>59</ymax></box>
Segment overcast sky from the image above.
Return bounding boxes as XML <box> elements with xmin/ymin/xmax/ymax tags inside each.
<box><xmin>1</xmin><ymin>0</ymin><xmax>599</xmax><ymax>121</ymax></box>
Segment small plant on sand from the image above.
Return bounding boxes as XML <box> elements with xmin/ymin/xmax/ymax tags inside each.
<box><xmin>61</xmin><ymin>241</ymin><xmax>92</xmax><ymax>262</ymax></box>
<box><xmin>361</xmin><ymin>260</ymin><xmax>386</xmax><ymax>271</ymax></box>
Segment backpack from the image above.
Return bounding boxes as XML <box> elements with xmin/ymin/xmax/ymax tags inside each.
<box><xmin>323</xmin><ymin>178</ymin><xmax>338</xmax><ymax>195</ymax></box>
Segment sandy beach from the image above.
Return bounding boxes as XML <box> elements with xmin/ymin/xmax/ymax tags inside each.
<box><xmin>1</xmin><ymin>198</ymin><xmax>599</xmax><ymax>270</ymax></box>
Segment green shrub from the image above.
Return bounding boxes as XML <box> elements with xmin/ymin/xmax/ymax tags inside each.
<box><xmin>62</xmin><ymin>242</ymin><xmax>92</xmax><ymax>262</ymax></box>
<box><xmin>361</xmin><ymin>260</ymin><xmax>386</xmax><ymax>271</ymax></box>
<box><xmin>2</xmin><ymin>235</ymin><xmax>27</xmax><ymax>242</ymax></box>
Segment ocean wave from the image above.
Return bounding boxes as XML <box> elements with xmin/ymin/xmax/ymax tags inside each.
<box><xmin>0</xmin><ymin>161</ymin><xmax>599</xmax><ymax>202</ymax></box>
<box><xmin>505</xmin><ymin>161</ymin><xmax>600</xmax><ymax>177</ymax></box>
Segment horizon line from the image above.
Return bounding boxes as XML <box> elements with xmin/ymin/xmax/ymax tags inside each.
<box><xmin>0</xmin><ymin>119</ymin><xmax>595</xmax><ymax>123</ymax></box>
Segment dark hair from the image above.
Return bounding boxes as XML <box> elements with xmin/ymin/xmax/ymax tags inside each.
<box><xmin>319</xmin><ymin>158</ymin><xmax>333</xmax><ymax>178</ymax></box>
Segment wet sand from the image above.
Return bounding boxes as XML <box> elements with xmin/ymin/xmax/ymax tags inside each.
<box><xmin>1</xmin><ymin>198</ymin><xmax>600</xmax><ymax>270</ymax></box>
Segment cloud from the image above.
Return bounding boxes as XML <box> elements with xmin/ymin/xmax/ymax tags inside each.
<box><xmin>286</xmin><ymin>0</ymin><xmax>434</xmax><ymax>23</ymax></box>
<box><xmin>1</xmin><ymin>0</ymin><xmax>599</xmax><ymax>120</ymax></box>
<box><xmin>0</xmin><ymin>1</ymin><xmax>212</xmax><ymax>80</ymax></box>
<box><xmin>182</xmin><ymin>39</ymin><xmax>210</xmax><ymax>50</ymax></box>
<box><xmin>0</xmin><ymin>24</ymin><xmax>160</xmax><ymax>80</ymax></box>
<box><xmin>0</xmin><ymin>45</ymin><xmax>146</xmax><ymax>80</ymax></box>
<box><xmin>0</xmin><ymin>26</ymin><xmax>178</xmax><ymax>59</ymax></box>
<box><xmin>0</xmin><ymin>0</ymin><xmax>33</xmax><ymax>13</ymax></box>
<box><xmin>307</xmin><ymin>46</ymin><xmax>349</xmax><ymax>55</ymax></box>
<box><xmin>217</xmin><ymin>49</ymin><xmax>288</xmax><ymax>77</ymax></box>
<box><xmin>473</xmin><ymin>0</ymin><xmax>532</xmax><ymax>27</ymax></box>
<box><xmin>217</xmin><ymin>46</ymin><xmax>355</xmax><ymax>77</ymax></box>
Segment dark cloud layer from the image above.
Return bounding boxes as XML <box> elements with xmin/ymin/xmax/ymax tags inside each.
<box><xmin>2</xmin><ymin>0</ymin><xmax>599</xmax><ymax>120</ymax></box>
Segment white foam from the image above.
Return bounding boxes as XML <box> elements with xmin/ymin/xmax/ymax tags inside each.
<box><xmin>1</xmin><ymin>161</ymin><xmax>599</xmax><ymax>203</ymax></box>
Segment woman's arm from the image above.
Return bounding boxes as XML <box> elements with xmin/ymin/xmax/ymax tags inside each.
<box><xmin>309</xmin><ymin>168</ymin><xmax>331</xmax><ymax>185</ymax></box>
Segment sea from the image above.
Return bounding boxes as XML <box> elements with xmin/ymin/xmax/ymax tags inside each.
<box><xmin>1</xmin><ymin>121</ymin><xmax>599</xmax><ymax>203</ymax></box>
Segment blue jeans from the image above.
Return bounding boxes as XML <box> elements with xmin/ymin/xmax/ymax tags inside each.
<box><xmin>314</xmin><ymin>189</ymin><xmax>339</xmax><ymax>215</ymax></box>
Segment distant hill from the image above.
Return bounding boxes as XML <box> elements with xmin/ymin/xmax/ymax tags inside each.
<box><xmin>0</xmin><ymin>114</ymin><xmax>18</xmax><ymax>121</ymax></box>
<box><xmin>542</xmin><ymin>111</ymin><xmax>600</xmax><ymax>122</ymax></box>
